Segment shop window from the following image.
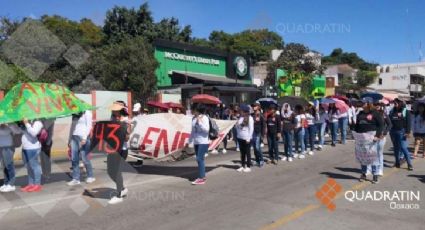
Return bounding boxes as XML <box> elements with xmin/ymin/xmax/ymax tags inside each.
<box><xmin>386</xmin><ymin>66</ymin><xmax>390</xmax><ymax>72</ymax></box>
<box><xmin>378</xmin><ymin>78</ymin><xmax>383</xmax><ymax>85</ymax></box>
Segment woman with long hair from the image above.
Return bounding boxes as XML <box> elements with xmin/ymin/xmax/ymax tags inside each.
<box><xmin>281</xmin><ymin>103</ymin><xmax>295</xmax><ymax>162</ymax></box>
<box><xmin>315</xmin><ymin>104</ymin><xmax>328</xmax><ymax>150</ymax></box>
<box><xmin>328</xmin><ymin>103</ymin><xmax>339</xmax><ymax>147</ymax></box>
<box><xmin>373</xmin><ymin>101</ymin><xmax>392</xmax><ymax>176</ymax></box>
<box><xmin>412</xmin><ymin>103</ymin><xmax>425</xmax><ymax>158</ymax></box>
<box><xmin>187</xmin><ymin>103</ymin><xmax>210</xmax><ymax>185</ymax></box>
<box><xmin>304</xmin><ymin>104</ymin><xmax>317</xmax><ymax>156</ymax></box>
<box><xmin>236</xmin><ymin>104</ymin><xmax>254</xmax><ymax>172</ymax></box>
<box><xmin>294</xmin><ymin>104</ymin><xmax>306</xmax><ymax>159</ymax></box>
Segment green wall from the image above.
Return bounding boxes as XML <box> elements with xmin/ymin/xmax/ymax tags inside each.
<box><xmin>155</xmin><ymin>46</ymin><xmax>227</xmax><ymax>87</ymax></box>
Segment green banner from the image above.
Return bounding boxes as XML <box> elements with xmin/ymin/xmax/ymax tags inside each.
<box><xmin>0</xmin><ymin>83</ymin><xmax>95</xmax><ymax>124</ymax></box>
<box><xmin>311</xmin><ymin>75</ymin><xmax>326</xmax><ymax>99</ymax></box>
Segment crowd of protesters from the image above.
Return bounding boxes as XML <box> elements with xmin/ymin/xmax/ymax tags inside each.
<box><xmin>0</xmin><ymin>95</ymin><xmax>422</xmax><ymax>204</ymax></box>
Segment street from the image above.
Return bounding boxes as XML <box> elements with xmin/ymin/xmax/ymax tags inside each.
<box><xmin>0</xmin><ymin>138</ymin><xmax>424</xmax><ymax>230</ymax></box>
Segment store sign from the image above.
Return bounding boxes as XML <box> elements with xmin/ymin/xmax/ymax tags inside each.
<box><xmin>164</xmin><ymin>51</ymin><xmax>220</xmax><ymax>66</ymax></box>
<box><xmin>234</xmin><ymin>56</ymin><xmax>248</xmax><ymax>77</ymax></box>
<box><xmin>391</xmin><ymin>75</ymin><xmax>408</xmax><ymax>81</ymax></box>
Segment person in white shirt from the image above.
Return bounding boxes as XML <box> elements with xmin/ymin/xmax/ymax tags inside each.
<box><xmin>304</xmin><ymin>105</ymin><xmax>317</xmax><ymax>156</ymax></box>
<box><xmin>187</xmin><ymin>104</ymin><xmax>210</xmax><ymax>185</ymax></box>
<box><xmin>20</xmin><ymin>119</ymin><xmax>43</xmax><ymax>192</ymax></box>
<box><xmin>67</xmin><ymin>110</ymin><xmax>95</xmax><ymax>186</ymax></box>
<box><xmin>315</xmin><ymin>104</ymin><xmax>328</xmax><ymax>150</ymax></box>
<box><xmin>328</xmin><ymin>103</ymin><xmax>340</xmax><ymax>147</ymax></box>
<box><xmin>236</xmin><ymin>104</ymin><xmax>254</xmax><ymax>172</ymax></box>
<box><xmin>412</xmin><ymin>103</ymin><xmax>425</xmax><ymax>158</ymax></box>
<box><xmin>0</xmin><ymin>123</ymin><xmax>21</xmax><ymax>193</ymax></box>
<box><xmin>294</xmin><ymin>105</ymin><xmax>306</xmax><ymax>159</ymax></box>
<box><xmin>348</xmin><ymin>102</ymin><xmax>357</xmax><ymax>140</ymax></box>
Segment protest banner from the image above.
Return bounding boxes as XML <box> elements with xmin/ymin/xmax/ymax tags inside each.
<box><xmin>90</xmin><ymin>121</ymin><xmax>128</xmax><ymax>154</ymax></box>
<box><xmin>129</xmin><ymin>113</ymin><xmax>236</xmax><ymax>160</ymax></box>
<box><xmin>353</xmin><ymin>131</ymin><xmax>379</xmax><ymax>165</ymax></box>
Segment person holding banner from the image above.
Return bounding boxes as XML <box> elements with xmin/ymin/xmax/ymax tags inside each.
<box><xmin>20</xmin><ymin>119</ymin><xmax>44</xmax><ymax>192</ymax></box>
<box><xmin>67</xmin><ymin>111</ymin><xmax>95</xmax><ymax>186</ymax></box>
<box><xmin>236</xmin><ymin>104</ymin><xmax>254</xmax><ymax>172</ymax></box>
<box><xmin>108</xmin><ymin>101</ymin><xmax>131</xmax><ymax>204</ymax></box>
<box><xmin>355</xmin><ymin>97</ymin><xmax>384</xmax><ymax>184</ymax></box>
<box><xmin>187</xmin><ymin>104</ymin><xmax>210</xmax><ymax>185</ymax></box>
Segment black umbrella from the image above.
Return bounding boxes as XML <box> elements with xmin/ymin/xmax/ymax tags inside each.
<box><xmin>277</xmin><ymin>96</ymin><xmax>309</xmax><ymax>108</ymax></box>
<box><xmin>256</xmin><ymin>98</ymin><xmax>278</xmax><ymax>109</ymax></box>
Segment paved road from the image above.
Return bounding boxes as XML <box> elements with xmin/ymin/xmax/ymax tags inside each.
<box><xmin>0</xmin><ymin>138</ymin><xmax>424</xmax><ymax>230</ymax></box>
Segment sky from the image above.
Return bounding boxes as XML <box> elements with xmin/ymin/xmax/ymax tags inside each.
<box><xmin>1</xmin><ymin>0</ymin><xmax>425</xmax><ymax>64</ymax></box>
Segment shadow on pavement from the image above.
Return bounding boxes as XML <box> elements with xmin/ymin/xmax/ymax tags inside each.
<box><xmin>320</xmin><ymin>172</ymin><xmax>359</xmax><ymax>180</ymax></box>
<box><xmin>123</xmin><ymin>165</ymin><xmax>218</xmax><ymax>181</ymax></box>
<box><xmin>217</xmin><ymin>164</ymin><xmax>240</xmax><ymax>170</ymax></box>
<box><xmin>335</xmin><ymin>167</ymin><xmax>361</xmax><ymax>174</ymax></box>
<box><xmin>83</xmin><ymin>187</ymin><xmax>115</xmax><ymax>200</ymax></box>
<box><xmin>407</xmin><ymin>174</ymin><xmax>425</xmax><ymax>183</ymax></box>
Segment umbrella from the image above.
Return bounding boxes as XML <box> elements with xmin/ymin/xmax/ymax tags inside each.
<box><xmin>192</xmin><ymin>94</ymin><xmax>221</xmax><ymax>105</ymax></box>
<box><xmin>328</xmin><ymin>95</ymin><xmax>349</xmax><ymax>104</ymax></box>
<box><xmin>319</xmin><ymin>98</ymin><xmax>336</xmax><ymax>104</ymax></box>
<box><xmin>256</xmin><ymin>98</ymin><xmax>278</xmax><ymax>108</ymax></box>
<box><xmin>164</xmin><ymin>102</ymin><xmax>183</xmax><ymax>109</ymax></box>
<box><xmin>0</xmin><ymin>83</ymin><xmax>95</xmax><ymax>124</ymax></box>
<box><xmin>361</xmin><ymin>92</ymin><xmax>383</xmax><ymax>102</ymax></box>
<box><xmin>147</xmin><ymin>101</ymin><xmax>169</xmax><ymax>110</ymax></box>
<box><xmin>321</xmin><ymin>98</ymin><xmax>349</xmax><ymax>113</ymax></box>
<box><xmin>277</xmin><ymin>96</ymin><xmax>309</xmax><ymax>108</ymax></box>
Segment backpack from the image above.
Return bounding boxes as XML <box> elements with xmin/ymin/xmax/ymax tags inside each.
<box><xmin>37</xmin><ymin>128</ymin><xmax>49</xmax><ymax>144</ymax></box>
<box><xmin>208</xmin><ymin>117</ymin><xmax>219</xmax><ymax>140</ymax></box>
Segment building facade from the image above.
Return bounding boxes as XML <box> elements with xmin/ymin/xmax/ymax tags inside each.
<box><xmin>153</xmin><ymin>40</ymin><xmax>260</xmax><ymax>106</ymax></box>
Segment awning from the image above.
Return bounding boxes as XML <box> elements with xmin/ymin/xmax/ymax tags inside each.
<box><xmin>211</xmin><ymin>86</ymin><xmax>260</xmax><ymax>93</ymax></box>
<box><xmin>171</xmin><ymin>71</ymin><xmax>237</xmax><ymax>84</ymax></box>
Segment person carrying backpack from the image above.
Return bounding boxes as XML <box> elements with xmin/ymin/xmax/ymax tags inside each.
<box><xmin>236</xmin><ymin>104</ymin><xmax>254</xmax><ymax>172</ymax></box>
<box><xmin>389</xmin><ymin>98</ymin><xmax>413</xmax><ymax>170</ymax></box>
<box><xmin>187</xmin><ymin>104</ymin><xmax>210</xmax><ymax>185</ymax></box>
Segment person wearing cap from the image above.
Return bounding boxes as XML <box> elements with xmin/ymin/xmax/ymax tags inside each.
<box><xmin>389</xmin><ymin>98</ymin><xmax>413</xmax><ymax>170</ymax></box>
<box><xmin>355</xmin><ymin>97</ymin><xmax>384</xmax><ymax>184</ymax></box>
<box><xmin>67</xmin><ymin>110</ymin><xmax>95</xmax><ymax>187</ymax></box>
<box><xmin>132</xmin><ymin>103</ymin><xmax>142</xmax><ymax>118</ymax></box>
<box><xmin>251</xmin><ymin>102</ymin><xmax>265</xmax><ymax>167</ymax></box>
<box><xmin>107</xmin><ymin>101</ymin><xmax>131</xmax><ymax>204</ymax></box>
<box><xmin>235</xmin><ymin>104</ymin><xmax>254</xmax><ymax>172</ymax></box>
<box><xmin>266</xmin><ymin>104</ymin><xmax>281</xmax><ymax>164</ymax></box>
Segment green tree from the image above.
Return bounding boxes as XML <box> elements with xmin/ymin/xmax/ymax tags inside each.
<box><xmin>83</xmin><ymin>36</ymin><xmax>158</xmax><ymax>100</ymax></box>
<box><xmin>322</xmin><ymin>48</ymin><xmax>377</xmax><ymax>71</ymax></box>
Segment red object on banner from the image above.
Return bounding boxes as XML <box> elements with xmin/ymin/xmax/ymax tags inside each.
<box><xmin>192</xmin><ymin>94</ymin><xmax>221</xmax><ymax>105</ymax></box>
<box><xmin>147</xmin><ymin>101</ymin><xmax>170</xmax><ymax>110</ymax></box>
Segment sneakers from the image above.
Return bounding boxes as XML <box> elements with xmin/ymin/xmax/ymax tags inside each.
<box><xmin>67</xmin><ymin>179</ymin><xmax>81</xmax><ymax>186</ymax></box>
<box><xmin>211</xmin><ymin>149</ymin><xmax>219</xmax><ymax>154</ymax></box>
<box><xmin>108</xmin><ymin>196</ymin><xmax>123</xmax><ymax>204</ymax></box>
<box><xmin>298</xmin><ymin>154</ymin><xmax>305</xmax><ymax>159</ymax></box>
<box><xmin>191</xmin><ymin>178</ymin><xmax>206</xmax><ymax>185</ymax></box>
<box><xmin>317</xmin><ymin>145</ymin><xmax>323</xmax><ymax>151</ymax></box>
<box><xmin>27</xmin><ymin>185</ymin><xmax>42</xmax><ymax>192</ymax></box>
<box><xmin>20</xmin><ymin>185</ymin><xmax>34</xmax><ymax>192</ymax></box>
<box><xmin>282</xmin><ymin>157</ymin><xmax>288</xmax><ymax>161</ymax></box>
<box><xmin>236</xmin><ymin>147</ymin><xmax>240</xmax><ymax>152</ymax></box>
<box><xmin>205</xmin><ymin>153</ymin><xmax>209</xmax><ymax>158</ymax></box>
<box><xmin>222</xmin><ymin>149</ymin><xmax>227</xmax><ymax>154</ymax></box>
<box><xmin>372</xmin><ymin>175</ymin><xmax>379</xmax><ymax>184</ymax></box>
<box><xmin>408</xmin><ymin>165</ymin><xmax>414</xmax><ymax>171</ymax></box>
<box><xmin>288</xmin><ymin>157</ymin><xmax>293</xmax><ymax>162</ymax></box>
<box><xmin>86</xmin><ymin>177</ymin><xmax>96</xmax><ymax>184</ymax></box>
<box><xmin>331</xmin><ymin>143</ymin><xmax>336</xmax><ymax>147</ymax></box>
<box><xmin>293</xmin><ymin>153</ymin><xmax>299</xmax><ymax>158</ymax></box>
<box><xmin>260</xmin><ymin>143</ymin><xmax>265</xmax><ymax>148</ymax></box>
<box><xmin>236</xmin><ymin>167</ymin><xmax>245</xmax><ymax>172</ymax></box>
<box><xmin>121</xmin><ymin>188</ymin><xmax>129</xmax><ymax>197</ymax></box>
<box><xmin>133</xmin><ymin>160</ymin><xmax>144</xmax><ymax>168</ymax></box>
<box><xmin>271</xmin><ymin>160</ymin><xmax>278</xmax><ymax>165</ymax></box>
<box><xmin>359</xmin><ymin>174</ymin><xmax>367</xmax><ymax>182</ymax></box>
<box><xmin>0</xmin><ymin>185</ymin><xmax>16</xmax><ymax>193</ymax></box>
<box><xmin>243</xmin><ymin>167</ymin><xmax>252</xmax><ymax>173</ymax></box>
<box><xmin>308</xmin><ymin>151</ymin><xmax>314</xmax><ymax>156</ymax></box>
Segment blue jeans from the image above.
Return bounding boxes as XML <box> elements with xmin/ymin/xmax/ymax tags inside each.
<box><xmin>361</xmin><ymin>165</ymin><xmax>377</xmax><ymax>175</ymax></box>
<box><xmin>338</xmin><ymin>117</ymin><xmax>348</xmax><ymax>144</ymax></box>
<box><xmin>22</xmin><ymin>148</ymin><xmax>42</xmax><ymax>185</ymax></box>
<box><xmin>0</xmin><ymin>147</ymin><xmax>16</xmax><ymax>185</ymax></box>
<box><xmin>330</xmin><ymin>122</ymin><xmax>339</xmax><ymax>145</ymax></box>
<box><xmin>283</xmin><ymin>130</ymin><xmax>293</xmax><ymax>157</ymax></box>
<box><xmin>369</xmin><ymin>137</ymin><xmax>386</xmax><ymax>175</ymax></box>
<box><xmin>194</xmin><ymin>144</ymin><xmax>209</xmax><ymax>178</ymax></box>
<box><xmin>70</xmin><ymin>135</ymin><xmax>94</xmax><ymax>181</ymax></box>
<box><xmin>315</xmin><ymin>123</ymin><xmax>326</xmax><ymax>146</ymax></box>
<box><xmin>390</xmin><ymin>129</ymin><xmax>412</xmax><ymax>166</ymax></box>
<box><xmin>267</xmin><ymin>133</ymin><xmax>279</xmax><ymax>160</ymax></box>
<box><xmin>294</xmin><ymin>128</ymin><xmax>305</xmax><ymax>153</ymax></box>
<box><xmin>304</xmin><ymin>125</ymin><xmax>316</xmax><ymax>151</ymax></box>
<box><xmin>251</xmin><ymin>132</ymin><xmax>264</xmax><ymax>164</ymax></box>
<box><xmin>232</xmin><ymin>128</ymin><xmax>239</xmax><ymax>149</ymax></box>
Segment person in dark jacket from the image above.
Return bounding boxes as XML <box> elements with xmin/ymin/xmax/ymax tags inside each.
<box><xmin>373</xmin><ymin>101</ymin><xmax>392</xmax><ymax>176</ymax></box>
<box><xmin>389</xmin><ymin>98</ymin><xmax>413</xmax><ymax>170</ymax></box>
<box><xmin>355</xmin><ymin>97</ymin><xmax>384</xmax><ymax>184</ymax></box>
<box><xmin>281</xmin><ymin>103</ymin><xmax>295</xmax><ymax>162</ymax></box>
<box><xmin>251</xmin><ymin>103</ymin><xmax>266</xmax><ymax>167</ymax></box>
<box><xmin>266</xmin><ymin>105</ymin><xmax>281</xmax><ymax>165</ymax></box>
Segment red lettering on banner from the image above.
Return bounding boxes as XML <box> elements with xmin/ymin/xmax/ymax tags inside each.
<box><xmin>171</xmin><ymin>131</ymin><xmax>181</xmax><ymax>152</ymax></box>
<box><xmin>154</xmin><ymin>129</ymin><xmax>169</xmax><ymax>157</ymax></box>
<box><xmin>209</xmin><ymin>133</ymin><xmax>225</xmax><ymax>150</ymax></box>
<box><xmin>178</xmin><ymin>132</ymin><xmax>191</xmax><ymax>149</ymax></box>
<box><xmin>94</xmin><ymin>123</ymin><xmax>105</xmax><ymax>152</ymax></box>
<box><xmin>140</xmin><ymin>127</ymin><xmax>160</xmax><ymax>157</ymax></box>
<box><xmin>26</xmin><ymin>98</ymin><xmax>42</xmax><ymax>114</ymax></box>
<box><xmin>104</xmin><ymin>123</ymin><xmax>121</xmax><ymax>154</ymax></box>
<box><xmin>48</xmin><ymin>96</ymin><xmax>64</xmax><ymax>111</ymax></box>
<box><xmin>43</xmin><ymin>97</ymin><xmax>52</xmax><ymax>113</ymax></box>
<box><xmin>40</xmin><ymin>84</ymin><xmax>46</xmax><ymax>94</ymax></box>
<box><xmin>13</xmin><ymin>83</ymin><xmax>37</xmax><ymax>107</ymax></box>
<box><xmin>63</xmin><ymin>94</ymin><xmax>77</xmax><ymax>110</ymax></box>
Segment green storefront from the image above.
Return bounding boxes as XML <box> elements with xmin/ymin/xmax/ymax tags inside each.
<box><xmin>153</xmin><ymin>40</ymin><xmax>260</xmax><ymax>106</ymax></box>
